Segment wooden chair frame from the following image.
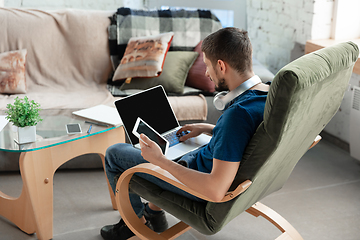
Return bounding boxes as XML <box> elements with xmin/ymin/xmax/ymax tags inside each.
<box><xmin>109</xmin><ymin>136</ymin><xmax>322</xmax><ymax>240</ymax></box>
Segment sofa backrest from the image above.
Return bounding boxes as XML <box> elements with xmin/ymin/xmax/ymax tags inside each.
<box><xmin>0</xmin><ymin>8</ymin><xmax>114</xmax><ymax>92</ymax></box>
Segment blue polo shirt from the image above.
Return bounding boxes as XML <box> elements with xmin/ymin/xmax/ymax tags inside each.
<box><xmin>195</xmin><ymin>89</ymin><xmax>267</xmax><ymax>173</ymax></box>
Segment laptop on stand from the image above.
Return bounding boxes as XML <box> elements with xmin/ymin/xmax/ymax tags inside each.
<box><xmin>114</xmin><ymin>85</ymin><xmax>211</xmax><ymax>160</ymax></box>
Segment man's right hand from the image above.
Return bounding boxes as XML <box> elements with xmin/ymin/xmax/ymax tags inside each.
<box><xmin>177</xmin><ymin>123</ymin><xmax>215</xmax><ymax>142</ymax></box>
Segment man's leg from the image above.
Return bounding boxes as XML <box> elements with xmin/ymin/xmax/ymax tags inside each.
<box><xmin>101</xmin><ymin>143</ymin><xmax>153</xmax><ymax>240</ymax></box>
<box><xmin>105</xmin><ymin>143</ymin><xmax>205</xmax><ymax>211</ymax></box>
<box><xmin>101</xmin><ymin>143</ymin><xmax>205</xmax><ymax>239</ymax></box>
<box><xmin>105</xmin><ymin>143</ymin><xmax>148</xmax><ymax>218</ymax></box>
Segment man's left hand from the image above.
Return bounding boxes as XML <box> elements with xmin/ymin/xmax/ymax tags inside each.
<box><xmin>139</xmin><ymin>134</ymin><xmax>166</xmax><ymax>165</ymax></box>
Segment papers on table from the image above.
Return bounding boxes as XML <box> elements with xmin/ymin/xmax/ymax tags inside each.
<box><xmin>72</xmin><ymin>105</ymin><xmax>122</xmax><ymax>126</ymax></box>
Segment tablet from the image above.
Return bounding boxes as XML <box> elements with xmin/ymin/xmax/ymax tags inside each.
<box><xmin>132</xmin><ymin>117</ymin><xmax>169</xmax><ymax>154</ymax></box>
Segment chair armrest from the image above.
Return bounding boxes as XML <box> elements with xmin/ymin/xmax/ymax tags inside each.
<box><xmin>117</xmin><ymin>162</ymin><xmax>252</xmax><ymax>203</ymax></box>
<box><xmin>115</xmin><ymin>163</ymin><xmax>251</xmax><ymax>239</ymax></box>
<box><xmin>309</xmin><ymin>135</ymin><xmax>322</xmax><ymax>149</ymax></box>
<box><xmin>223</xmin><ymin>179</ymin><xmax>252</xmax><ymax>202</ymax></box>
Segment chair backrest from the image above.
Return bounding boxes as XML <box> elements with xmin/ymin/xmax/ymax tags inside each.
<box><xmin>209</xmin><ymin>41</ymin><xmax>359</xmax><ymax>232</ymax></box>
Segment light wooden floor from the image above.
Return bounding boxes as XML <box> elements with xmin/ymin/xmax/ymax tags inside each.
<box><xmin>1</xmin><ymin>139</ymin><xmax>359</xmax><ymax>240</ymax></box>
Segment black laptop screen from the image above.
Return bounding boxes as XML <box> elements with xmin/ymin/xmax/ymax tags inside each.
<box><xmin>114</xmin><ymin>86</ymin><xmax>179</xmax><ymax>145</ymax></box>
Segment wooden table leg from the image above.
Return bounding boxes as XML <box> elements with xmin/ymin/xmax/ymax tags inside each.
<box><xmin>0</xmin><ymin>183</ymin><xmax>37</xmax><ymax>234</ymax></box>
<box><xmin>0</xmin><ymin>126</ymin><xmax>125</xmax><ymax>240</ymax></box>
<box><xmin>19</xmin><ymin>149</ymin><xmax>56</xmax><ymax>240</ymax></box>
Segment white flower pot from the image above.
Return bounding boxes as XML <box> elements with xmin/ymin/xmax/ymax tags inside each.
<box><xmin>16</xmin><ymin>126</ymin><xmax>36</xmax><ymax>144</ymax></box>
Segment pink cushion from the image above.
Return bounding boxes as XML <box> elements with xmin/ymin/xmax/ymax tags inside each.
<box><xmin>112</xmin><ymin>32</ymin><xmax>174</xmax><ymax>81</ymax></box>
<box><xmin>0</xmin><ymin>49</ymin><xmax>27</xmax><ymax>94</ymax></box>
<box><xmin>185</xmin><ymin>41</ymin><xmax>215</xmax><ymax>92</ymax></box>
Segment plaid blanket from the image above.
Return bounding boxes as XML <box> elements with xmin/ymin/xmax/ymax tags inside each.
<box><xmin>108</xmin><ymin>7</ymin><xmax>222</xmax><ymax>74</ymax></box>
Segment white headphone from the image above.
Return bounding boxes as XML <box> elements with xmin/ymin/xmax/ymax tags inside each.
<box><xmin>213</xmin><ymin>75</ymin><xmax>262</xmax><ymax>111</ymax></box>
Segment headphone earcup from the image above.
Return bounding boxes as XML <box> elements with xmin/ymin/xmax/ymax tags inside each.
<box><xmin>213</xmin><ymin>75</ymin><xmax>262</xmax><ymax>111</ymax></box>
<box><xmin>213</xmin><ymin>91</ymin><xmax>228</xmax><ymax>111</ymax></box>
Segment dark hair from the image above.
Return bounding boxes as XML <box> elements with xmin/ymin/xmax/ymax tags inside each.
<box><xmin>201</xmin><ymin>27</ymin><xmax>253</xmax><ymax>74</ymax></box>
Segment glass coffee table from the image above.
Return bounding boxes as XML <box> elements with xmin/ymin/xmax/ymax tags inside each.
<box><xmin>0</xmin><ymin>109</ymin><xmax>125</xmax><ymax>240</ymax></box>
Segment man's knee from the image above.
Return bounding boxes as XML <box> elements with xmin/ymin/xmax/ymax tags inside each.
<box><xmin>106</xmin><ymin>143</ymin><xmax>126</xmax><ymax>155</ymax></box>
<box><xmin>105</xmin><ymin>143</ymin><xmax>128</xmax><ymax>164</ymax></box>
<box><xmin>105</xmin><ymin>143</ymin><xmax>144</xmax><ymax>172</ymax></box>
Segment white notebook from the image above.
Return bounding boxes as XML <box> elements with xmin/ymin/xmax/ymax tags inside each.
<box><xmin>72</xmin><ymin>105</ymin><xmax>122</xmax><ymax>126</ymax></box>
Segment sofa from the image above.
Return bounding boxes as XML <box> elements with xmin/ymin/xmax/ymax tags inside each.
<box><xmin>0</xmin><ymin>7</ymin><xmax>274</xmax><ymax>171</ymax></box>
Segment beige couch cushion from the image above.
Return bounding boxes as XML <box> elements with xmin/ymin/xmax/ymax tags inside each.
<box><xmin>0</xmin><ymin>8</ymin><xmax>115</xmax><ymax>109</ymax></box>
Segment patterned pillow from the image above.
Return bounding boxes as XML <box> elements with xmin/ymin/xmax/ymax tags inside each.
<box><xmin>185</xmin><ymin>41</ymin><xmax>215</xmax><ymax>92</ymax></box>
<box><xmin>112</xmin><ymin>32</ymin><xmax>174</xmax><ymax>82</ymax></box>
<box><xmin>0</xmin><ymin>49</ymin><xmax>27</xmax><ymax>94</ymax></box>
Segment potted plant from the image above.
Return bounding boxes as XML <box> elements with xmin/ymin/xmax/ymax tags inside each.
<box><xmin>5</xmin><ymin>96</ymin><xmax>42</xmax><ymax>144</ymax></box>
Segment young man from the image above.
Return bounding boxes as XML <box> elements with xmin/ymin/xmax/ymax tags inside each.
<box><xmin>101</xmin><ymin>27</ymin><xmax>270</xmax><ymax>240</ymax></box>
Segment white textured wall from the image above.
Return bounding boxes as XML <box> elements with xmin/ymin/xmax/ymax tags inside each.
<box><xmin>3</xmin><ymin>0</ymin><xmax>144</xmax><ymax>10</ymax></box>
<box><xmin>247</xmin><ymin>0</ymin><xmax>333</xmax><ymax>74</ymax></box>
<box><xmin>247</xmin><ymin>0</ymin><xmax>359</xmax><ymax>144</ymax></box>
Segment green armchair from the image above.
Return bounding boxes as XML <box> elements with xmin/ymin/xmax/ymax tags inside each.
<box><xmin>108</xmin><ymin>41</ymin><xmax>359</xmax><ymax>239</ymax></box>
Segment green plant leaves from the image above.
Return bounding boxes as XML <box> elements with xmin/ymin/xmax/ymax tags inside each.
<box><xmin>5</xmin><ymin>96</ymin><xmax>43</xmax><ymax>127</ymax></box>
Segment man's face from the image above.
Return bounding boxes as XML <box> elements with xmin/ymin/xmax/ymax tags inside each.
<box><xmin>203</xmin><ymin>53</ymin><xmax>229</xmax><ymax>92</ymax></box>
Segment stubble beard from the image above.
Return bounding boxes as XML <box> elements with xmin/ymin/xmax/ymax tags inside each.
<box><xmin>215</xmin><ymin>78</ymin><xmax>229</xmax><ymax>92</ymax></box>
<box><xmin>213</xmin><ymin>67</ymin><xmax>229</xmax><ymax>92</ymax></box>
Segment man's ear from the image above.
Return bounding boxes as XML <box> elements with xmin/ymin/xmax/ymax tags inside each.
<box><xmin>217</xmin><ymin>59</ymin><xmax>227</xmax><ymax>74</ymax></box>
